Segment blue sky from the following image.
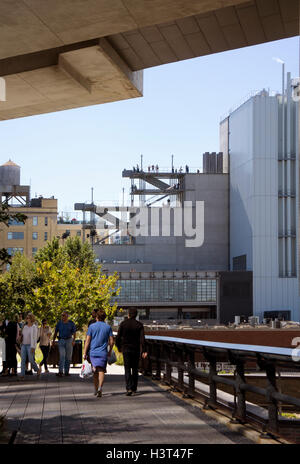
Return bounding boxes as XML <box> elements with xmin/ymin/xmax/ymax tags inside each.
<box><xmin>0</xmin><ymin>36</ymin><xmax>298</xmax><ymax>214</ymax></box>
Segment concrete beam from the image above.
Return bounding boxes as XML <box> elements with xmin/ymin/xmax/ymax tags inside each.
<box><xmin>0</xmin><ymin>39</ymin><xmax>143</xmax><ymax>120</ymax></box>
<box><xmin>0</xmin><ymin>0</ymin><xmax>297</xmax><ymax>120</ymax></box>
<box><xmin>0</xmin><ymin>1</ymin><xmax>250</xmax><ymax>60</ymax></box>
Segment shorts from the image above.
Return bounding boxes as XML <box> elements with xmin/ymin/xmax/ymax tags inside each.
<box><xmin>90</xmin><ymin>355</ymin><xmax>107</xmax><ymax>373</ymax></box>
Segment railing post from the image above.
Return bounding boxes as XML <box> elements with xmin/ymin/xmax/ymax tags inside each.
<box><xmin>257</xmin><ymin>355</ymin><xmax>279</xmax><ymax>436</ymax></box>
<box><xmin>235</xmin><ymin>360</ymin><xmax>246</xmax><ymax>423</ymax></box>
<box><xmin>177</xmin><ymin>347</ymin><xmax>185</xmax><ymax>393</ymax></box>
<box><xmin>228</xmin><ymin>351</ymin><xmax>247</xmax><ymax>424</ymax></box>
<box><xmin>154</xmin><ymin>342</ymin><xmax>161</xmax><ymax>380</ymax></box>
<box><xmin>209</xmin><ymin>358</ymin><xmax>217</xmax><ymax>406</ymax></box>
<box><xmin>143</xmin><ymin>341</ymin><xmax>152</xmax><ymax>376</ymax></box>
<box><xmin>165</xmin><ymin>344</ymin><xmax>172</xmax><ymax>386</ymax></box>
<box><xmin>203</xmin><ymin>348</ymin><xmax>217</xmax><ymax>408</ymax></box>
<box><xmin>187</xmin><ymin>349</ymin><xmax>195</xmax><ymax>398</ymax></box>
<box><xmin>265</xmin><ymin>363</ymin><xmax>279</xmax><ymax>434</ymax></box>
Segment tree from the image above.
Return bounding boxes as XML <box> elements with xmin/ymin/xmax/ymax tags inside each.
<box><xmin>0</xmin><ymin>203</ymin><xmax>27</xmax><ymax>267</ymax></box>
<box><xmin>35</xmin><ymin>236</ymin><xmax>97</xmax><ymax>273</ymax></box>
<box><xmin>0</xmin><ymin>253</ymin><xmax>35</xmax><ymax>319</ymax></box>
<box><xmin>31</xmin><ymin>261</ymin><xmax>120</xmax><ymax>328</ymax></box>
<box><xmin>64</xmin><ymin>236</ymin><xmax>97</xmax><ymax>273</ymax></box>
<box><xmin>0</xmin><ymin>236</ymin><xmax>120</xmax><ymax>328</ymax></box>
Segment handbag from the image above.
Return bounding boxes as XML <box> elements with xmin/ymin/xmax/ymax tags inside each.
<box><xmin>107</xmin><ymin>350</ymin><xmax>117</xmax><ymax>365</ymax></box>
<box><xmin>79</xmin><ymin>359</ymin><xmax>93</xmax><ymax>378</ymax></box>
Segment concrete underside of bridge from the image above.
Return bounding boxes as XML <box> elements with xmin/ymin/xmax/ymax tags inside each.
<box><xmin>0</xmin><ymin>0</ymin><xmax>298</xmax><ymax>120</ymax></box>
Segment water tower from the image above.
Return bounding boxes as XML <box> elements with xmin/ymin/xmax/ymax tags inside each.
<box><xmin>0</xmin><ymin>160</ymin><xmax>30</xmax><ymax>205</ymax></box>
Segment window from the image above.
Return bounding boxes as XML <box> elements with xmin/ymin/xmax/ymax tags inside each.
<box><xmin>7</xmin><ymin>247</ymin><xmax>23</xmax><ymax>256</ymax></box>
<box><xmin>44</xmin><ymin>232</ymin><xmax>48</xmax><ymax>241</ymax></box>
<box><xmin>8</xmin><ymin>218</ymin><xmax>24</xmax><ymax>226</ymax></box>
<box><xmin>32</xmin><ymin>232</ymin><xmax>38</xmax><ymax>240</ymax></box>
<box><xmin>7</xmin><ymin>232</ymin><xmax>24</xmax><ymax>240</ymax></box>
<box><xmin>32</xmin><ymin>247</ymin><xmax>38</xmax><ymax>257</ymax></box>
<box><xmin>44</xmin><ymin>217</ymin><xmax>48</xmax><ymax>226</ymax></box>
<box><xmin>76</xmin><ymin>230</ymin><xmax>81</xmax><ymax>237</ymax></box>
<box><xmin>32</xmin><ymin>216</ymin><xmax>38</xmax><ymax>226</ymax></box>
<box><xmin>114</xmin><ymin>278</ymin><xmax>218</xmax><ymax>304</ymax></box>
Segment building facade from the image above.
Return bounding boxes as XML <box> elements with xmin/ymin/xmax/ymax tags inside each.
<box><xmin>222</xmin><ymin>74</ymin><xmax>299</xmax><ymax>321</ymax></box>
<box><xmin>1</xmin><ymin>197</ymin><xmax>58</xmax><ymax>262</ymax></box>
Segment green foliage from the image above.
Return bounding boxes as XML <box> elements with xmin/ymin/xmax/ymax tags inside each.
<box><xmin>0</xmin><ymin>253</ymin><xmax>35</xmax><ymax>319</ymax></box>
<box><xmin>0</xmin><ymin>203</ymin><xmax>27</xmax><ymax>267</ymax></box>
<box><xmin>31</xmin><ymin>261</ymin><xmax>119</xmax><ymax>328</ymax></box>
<box><xmin>35</xmin><ymin>236</ymin><xmax>97</xmax><ymax>273</ymax></box>
<box><xmin>0</xmin><ymin>237</ymin><xmax>120</xmax><ymax>329</ymax></box>
<box><xmin>63</xmin><ymin>236</ymin><xmax>97</xmax><ymax>273</ymax></box>
<box><xmin>34</xmin><ymin>237</ymin><xmax>65</xmax><ymax>268</ymax></box>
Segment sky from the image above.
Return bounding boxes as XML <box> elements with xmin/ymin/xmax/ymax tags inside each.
<box><xmin>0</xmin><ymin>36</ymin><xmax>298</xmax><ymax>215</ymax></box>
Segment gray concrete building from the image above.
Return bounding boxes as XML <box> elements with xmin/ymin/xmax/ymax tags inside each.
<box><xmin>92</xmin><ymin>171</ymin><xmax>229</xmax><ymax>272</ymax></box>
<box><xmin>75</xmin><ymin>161</ymin><xmax>252</xmax><ymax>325</ymax></box>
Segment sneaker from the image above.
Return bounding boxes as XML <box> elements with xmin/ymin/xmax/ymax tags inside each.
<box><xmin>96</xmin><ymin>390</ymin><xmax>102</xmax><ymax>398</ymax></box>
<box><xmin>126</xmin><ymin>390</ymin><xmax>132</xmax><ymax>396</ymax></box>
<box><xmin>25</xmin><ymin>370</ymin><xmax>33</xmax><ymax>376</ymax></box>
<box><xmin>56</xmin><ymin>372</ymin><xmax>63</xmax><ymax>377</ymax></box>
<box><xmin>64</xmin><ymin>373</ymin><xmax>70</xmax><ymax>376</ymax></box>
<box><xmin>37</xmin><ymin>368</ymin><xmax>42</xmax><ymax>376</ymax></box>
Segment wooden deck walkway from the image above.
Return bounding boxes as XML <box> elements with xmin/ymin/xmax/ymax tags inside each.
<box><xmin>0</xmin><ymin>365</ymin><xmax>252</xmax><ymax>444</ymax></box>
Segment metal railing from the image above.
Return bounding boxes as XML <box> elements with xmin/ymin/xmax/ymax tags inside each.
<box><xmin>143</xmin><ymin>335</ymin><xmax>300</xmax><ymax>439</ymax></box>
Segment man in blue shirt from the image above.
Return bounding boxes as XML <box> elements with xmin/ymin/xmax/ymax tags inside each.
<box><xmin>52</xmin><ymin>311</ymin><xmax>76</xmax><ymax>377</ymax></box>
<box><xmin>83</xmin><ymin>309</ymin><xmax>114</xmax><ymax>397</ymax></box>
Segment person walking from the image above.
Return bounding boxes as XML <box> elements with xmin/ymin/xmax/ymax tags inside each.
<box><xmin>115</xmin><ymin>308</ymin><xmax>147</xmax><ymax>396</ymax></box>
<box><xmin>39</xmin><ymin>319</ymin><xmax>52</xmax><ymax>373</ymax></box>
<box><xmin>0</xmin><ymin>318</ymin><xmax>7</xmax><ymax>375</ymax></box>
<box><xmin>52</xmin><ymin>311</ymin><xmax>76</xmax><ymax>377</ymax></box>
<box><xmin>19</xmin><ymin>313</ymin><xmax>41</xmax><ymax>380</ymax></box>
<box><xmin>86</xmin><ymin>309</ymin><xmax>97</xmax><ymax>363</ymax></box>
<box><xmin>83</xmin><ymin>309</ymin><xmax>114</xmax><ymax>398</ymax></box>
<box><xmin>1</xmin><ymin>317</ymin><xmax>18</xmax><ymax>376</ymax></box>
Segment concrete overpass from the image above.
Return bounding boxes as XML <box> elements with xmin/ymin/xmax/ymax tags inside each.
<box><xmin>0</xmin><ymin>0</ymin><xmax>298</xmax><ymax>120</ymax></box>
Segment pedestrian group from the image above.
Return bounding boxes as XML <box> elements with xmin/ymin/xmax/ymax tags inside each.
<box><xmin>0</xmin><ymin>308</ymin><xmax>147</xmax><ymax>397</ymax></box>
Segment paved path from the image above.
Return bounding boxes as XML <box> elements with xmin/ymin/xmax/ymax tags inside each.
<box><xmin>0</xmin><ymin>365</ymin><xmax>252</xmax><ymax>444</ymax></box>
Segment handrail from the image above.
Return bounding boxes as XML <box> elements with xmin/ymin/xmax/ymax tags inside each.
<box><xmin>145</xmin><ymin>335</ymin><xmax>298</xmax><ymax>360</ymax></box>
<box><xmin>143</xmin><ymin>335</ymin><xmax>300</xmax><ymax>441</ymax></box>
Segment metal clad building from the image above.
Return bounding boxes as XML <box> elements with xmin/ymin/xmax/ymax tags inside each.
<box><xmin>228</xmin><ymin>83</ymin><xmax>299</xmax><ymax>321</ymax></box>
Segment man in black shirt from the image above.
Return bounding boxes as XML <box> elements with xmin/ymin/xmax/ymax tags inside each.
<box><xmin>115</xmin><ymin>308</ymin><xmax>147</xmax><ymax>396</ymax></box>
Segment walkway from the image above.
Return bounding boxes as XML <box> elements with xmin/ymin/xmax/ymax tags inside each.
<box><xmin>0</xmin><ymin>365</ymin><xmax>252</xmax><ymax>444</ymax></box>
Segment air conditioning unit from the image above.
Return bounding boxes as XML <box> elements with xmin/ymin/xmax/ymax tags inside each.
<box><xmin>249</xmin><ymin>316</ymin><xmax>259</xmax><ymax>326</ymax></box>
<box><xmin>234</xmin><ymin>316</ymin><xmax>241</xmax><ymax>325</ymax></box>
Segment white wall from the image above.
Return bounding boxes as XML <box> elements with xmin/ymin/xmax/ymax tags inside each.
<box><xmin>229</xmin><ymin>92</ymin><xmax>300</xmax><ymax>321</ymax></box>
<box><xmin>229</xmin><ymin>98</ymin><xmax>254</xmax><ymax>270</ymax></box>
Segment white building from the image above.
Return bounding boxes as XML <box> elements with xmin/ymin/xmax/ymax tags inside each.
<box><xmin>221</xmin><ymin>73</ymin><xmax>299</xmax><ymax>321</ymax></box>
